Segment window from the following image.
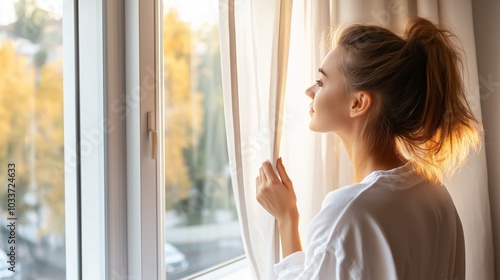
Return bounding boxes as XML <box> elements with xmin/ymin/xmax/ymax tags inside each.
<box><xmin>2</xmin><ymin>1</ymin><xmax>249</xmax><ymax>279</ymax></box>
<box><xmin>163</xmin><ymin>1</ymin><xmax>245</xmax><ymax>279</ymax></box>
<box><xmin>0</xmin><ymin>0</ymin><xmax>65</xmax><ymax>279</ymax></box>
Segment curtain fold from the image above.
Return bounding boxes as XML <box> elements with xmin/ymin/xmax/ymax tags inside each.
<box><xmin>219</xmin><ymin>0</ymin><xmax>494</xmax><ymax>279</ymax></box>
<box><xmin>219</xmin><ymin>0</ymin><xmax>293</xmax><ymax>278</ymax></box>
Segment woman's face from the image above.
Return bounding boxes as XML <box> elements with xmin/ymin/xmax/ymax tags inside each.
<box><xmin>305</xmin><ymin>48</ymin><xmax>352</xmax><ymax>133</ymax></box>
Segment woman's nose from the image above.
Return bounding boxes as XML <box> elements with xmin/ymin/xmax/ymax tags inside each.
<box><xmin>305</xmin><ymin>84</ymin><xmax>316</xmax><ymax>99</ymax></box>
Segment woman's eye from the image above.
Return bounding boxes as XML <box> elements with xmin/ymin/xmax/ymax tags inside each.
<box><xmin>315</xmin><ymin>79</ymin><xmax>323</xmax><ymax>87</ymax></box>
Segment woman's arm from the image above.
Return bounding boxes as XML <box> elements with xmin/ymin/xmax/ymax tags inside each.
<box><xmin>278</xmin><ymin>212</ymin><xmax>302</xmax><ymax>258</ymax></box>
<box><xmin>256</xmin><ymin>158</ymin><xmax>302</xmax><ymax>258</ymax></box>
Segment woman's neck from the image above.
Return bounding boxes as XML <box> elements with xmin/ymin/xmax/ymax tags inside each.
<box><xmin>340</xmin><ymin>135</ymin><xmax>406</xmax><ymax>183</ymax></box>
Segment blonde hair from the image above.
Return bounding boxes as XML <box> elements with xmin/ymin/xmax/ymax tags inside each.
<box><xmin>334</xmin><ymin>17</ymin><xmax>482</xmax><ymax>182</ymax></box>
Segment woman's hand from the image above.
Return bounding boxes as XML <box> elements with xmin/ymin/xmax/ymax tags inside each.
<box><xmin>256</xmin><ymin>157</ymin><xmax>303</xmax><ymax>257</ymax></box>
<box><xmin>256</xmin><ymin>157</ymin><xmax>298</xmax><ymax>224</ymax></box>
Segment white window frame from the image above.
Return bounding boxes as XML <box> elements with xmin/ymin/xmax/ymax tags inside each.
<box><xmin>125</xmin><ymin>0</ymin><xmax>164</xmax><ymax>279</ymax></box>
<box><xmin>63</xmin><ymin>0</ymin><xmax>81</xmax><ymax>278</ymax></box>
<box><xmin>78</xmin><ymin>0</ymin><xmax>108</xmax><ymax>278</ymax></box>
<box><xmin>77</xmin><ymin>0</ymin><xmax>165</xmax><ymax>278</ymax></box>
<box><xmin>104</xmin><ymin>0</ymin><xmax>129</xmax><ymax>279</ymax></box>
<box><xmin>65</xmin><ymin>0</ymin><xmax>112</xmax><ymax>279</ymax></box>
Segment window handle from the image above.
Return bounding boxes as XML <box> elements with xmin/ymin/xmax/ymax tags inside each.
<box><xmin>148</xmin><ymin>112</ymin><xmax>157</xmax><ymax>159</ymax></box>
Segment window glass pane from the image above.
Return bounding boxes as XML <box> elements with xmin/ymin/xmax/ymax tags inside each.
<box><xmin>0</xmin><ymin>0</ymin><xmax>65</xmax><ymax>279</ymax></box>
<box><xmin>163</xmin><ymin>1</ymin><xmax>244</xmax><ymax>279</ymax></box>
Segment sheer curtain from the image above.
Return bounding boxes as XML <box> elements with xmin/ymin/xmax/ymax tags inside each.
<box><xmin>218</xmin><ymin>0</ymin><xmax>293</xmax><ymax>278</ymax></box>
<box><xmin>219</xmin><ymin>0</ymin><xmax>494</xmax><ymax>279</ymax></box>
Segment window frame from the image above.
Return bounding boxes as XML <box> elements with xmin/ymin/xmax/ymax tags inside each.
<box><xmin>125</xmin><ymin>0</ymin><xmax>164</xmax><ymax>279</ymax></box>
<box><xmin>63</xmin><ymin>0</ymin><xmax>81</xmax><ymax>278</ymax></box>
<box><xmin>64</xmin><ymin>0</ymin><xmax>140</xmax><ymax>278</ymax></box>
<box><xmin>74</xmin><ymin>0</ymin><xmax>108</xmax><ymax>279</ymax></box>
<box><xmin>104</xmin><ymin>0</ymin><xmax>129</xmax><ymax>279</ymax></box>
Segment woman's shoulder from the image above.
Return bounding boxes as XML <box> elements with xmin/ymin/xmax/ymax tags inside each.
<box><xmin>317</xmin><ymin>166</ymin><xmax>455</xmax><ymax>237</ymax></box>
<box><xmin>308</xmin><ymin>179</ymin><xmax>379</xmax><ymax>236</ymax></box>
<box><xmin>321</xmin><ymin>180</ymin><xmax>375</xmax><ymax>213</ymax></box>
<box><xmin>313</xmin><ymin>165</ymin><xmax>439</xmax><ymax>237</ymax></box>
<box><xmin>320</xmin><ymin>169</ymin><xmax>391</xmax><ymax>214</ymax></box>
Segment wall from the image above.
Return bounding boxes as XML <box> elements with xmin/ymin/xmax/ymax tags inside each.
<box><xmin>472</xmin><ymin>0</ymin><xmax>500</xmax><ymax>278</ymax></box>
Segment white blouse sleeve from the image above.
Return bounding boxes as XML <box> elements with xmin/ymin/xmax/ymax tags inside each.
<box><xmin>273</xmin><ymin>251</ymin><xmax>305</xmax><ymax>279</ymax></box>
<box><xmin>273</xmin><ymin>248</ymin><xmax>342</xmax><ymax>280</ymax></box>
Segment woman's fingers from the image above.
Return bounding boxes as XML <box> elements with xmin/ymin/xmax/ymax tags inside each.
<box><xmin>277</xmin><ymin>157</ymin><xmax>292</xmax><ymax>188</ymax></box>
<box><xmin>255</xmin><ymin>158</ymin><xmax>298</xmax><ymax>222</ymax></box>
<box><xmin>261</xmin><ymin>160</ymin><xmax>278</xmax><ymax>183</ymax></box>
<box><xmin>258</xmin><ymin>159</ymin><xmax>291</xmax><ymax>186</ymax></box>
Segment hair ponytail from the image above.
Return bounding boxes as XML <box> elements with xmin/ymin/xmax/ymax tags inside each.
<box><xmin>336</xmin><ymin>17</ymin><xmax>482</xmax><ymax>182</ymax></box>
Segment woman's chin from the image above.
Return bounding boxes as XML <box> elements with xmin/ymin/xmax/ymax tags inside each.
<box><xmin>309</xmin><ymin>122</ymin><xmax>331</xmax><ymax>133</ymax></box>
<box><xmin>308</xmin><ymin>122</ymin><xmax>319</xmax><ymax>132</ymax></box>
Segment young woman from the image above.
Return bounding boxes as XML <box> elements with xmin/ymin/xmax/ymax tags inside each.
<box><xmin>256</xmin><ymin>17</ymin><xmax>481</xmax><ymax>279</ymax></box>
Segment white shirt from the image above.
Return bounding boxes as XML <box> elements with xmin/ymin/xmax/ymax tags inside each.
<box><xmin>274</xmin><ymin>163</ymin><xmax>465</xmax><ymax>280</ymax></box>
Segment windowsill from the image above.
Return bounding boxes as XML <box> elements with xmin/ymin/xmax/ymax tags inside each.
<box><xmin>190</xmin><ymin>257</ymin><xmax>253</xmax><ymax>280</ymax></box>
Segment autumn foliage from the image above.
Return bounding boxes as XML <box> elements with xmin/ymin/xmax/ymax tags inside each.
<box><xmin>0</xmin><ymin>40</ymin><xmax>64</xmax><ymax>236</ymax></box>
<box><xmin>163</xmin><ymin>10</ymin><xmax>204</xmax><ymax>208</ymax></box>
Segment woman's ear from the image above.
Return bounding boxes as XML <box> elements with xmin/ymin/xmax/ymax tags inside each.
<box><xmin>349</xmin><ymin>91</ymin><xmax>372</xmax><ymax>118</ymax></box>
